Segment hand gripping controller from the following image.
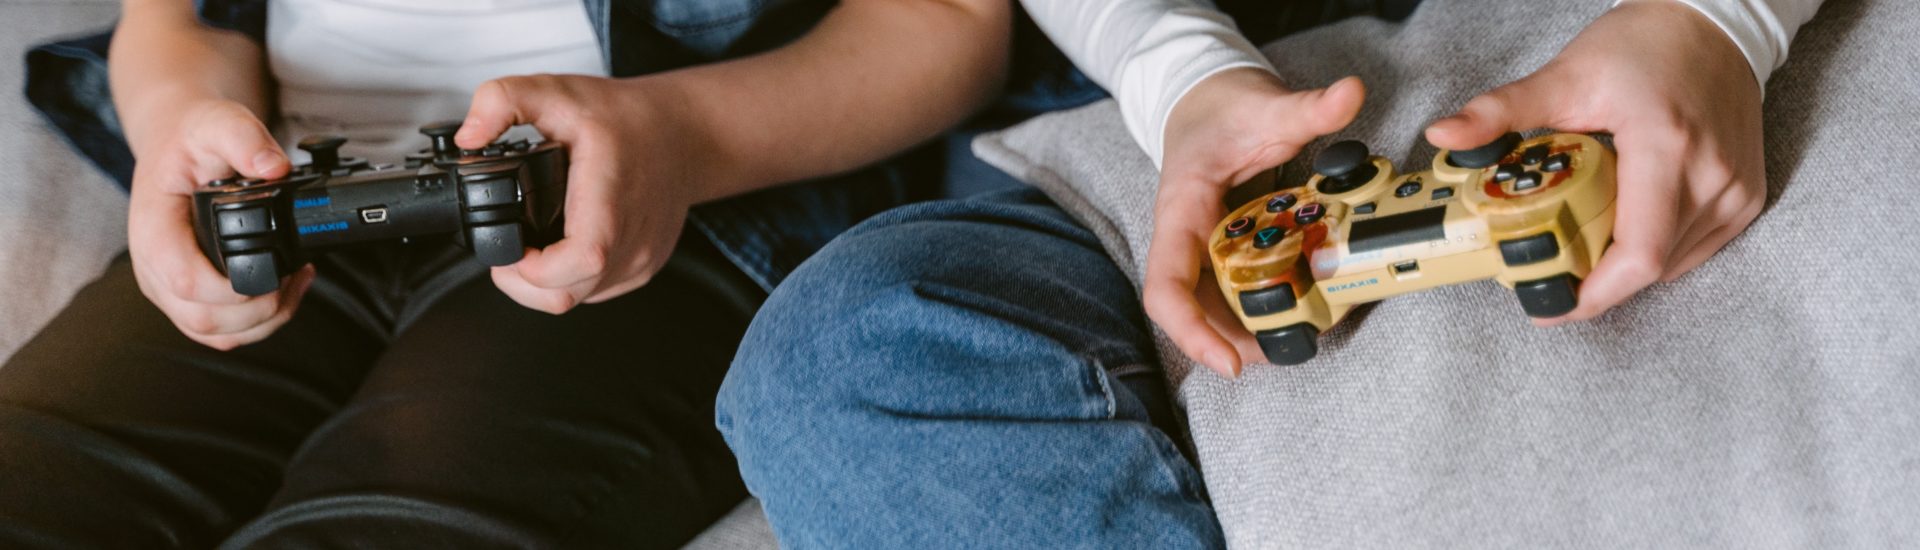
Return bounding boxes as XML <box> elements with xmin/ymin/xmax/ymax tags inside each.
<box><xmin>191</xmin><ymin>121</ymin><xmax>569</xmax><ymax>295</ymax></box>
<box><xmin>1208</xmin><ymin>132</ymin><xmax>1617</xmax><ymax>365</ymax></box>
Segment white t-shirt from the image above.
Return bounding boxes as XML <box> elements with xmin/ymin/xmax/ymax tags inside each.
<box><xmin>267</xmin><ymin>0</ymin><xmax>606</xmax><ymax>163</ymax></box>
<box><xmin>1024</xmin><ymin>0</ymin><xmax>1826</xmax><ymax>167</ymax></box>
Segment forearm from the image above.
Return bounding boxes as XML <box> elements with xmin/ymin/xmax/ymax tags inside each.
<box><xmin>110</xmin><ymin>0</ymin><xmax>270</xmax><ymax>156</ymax></box>
<box><xmin>1022</xmin><ymin>0</ymin><xmax>1273</xmax><ymax>167</ymax></box>
<box><xmin>656</xmin><ymin>0</ymin><xmax>1011</xmax><ymax>202</ymax></box>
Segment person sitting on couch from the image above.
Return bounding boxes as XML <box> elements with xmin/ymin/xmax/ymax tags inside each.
<box><xmin>0</xmin><ymin>0</ymin><xmax>1053</xmax><ymax>547</ymax></box>
<box><xmin>717</xmin><ymin>0</ymin><xmax>1820</xmax><ymax>546</ymax></box>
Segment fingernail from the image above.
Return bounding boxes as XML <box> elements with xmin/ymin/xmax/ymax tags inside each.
<box><xmin>251</xmin><ymin>151</ymin><xmax>283</xmax><ymax>174</ymax></box>
<box><xmin>1205</xmin><ymin>352</ymin><xmax>1237</xmax><ymax>377</ymax></box>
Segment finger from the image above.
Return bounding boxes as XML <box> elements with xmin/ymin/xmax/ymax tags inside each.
<box><xmin>127</xmin><ymin>186</ymin><xmax>262</xmax><ymax>306</ymax></box>
<box><xmin>187</xmin><ymin>102</ymin><xmax>289</xmax><ymax>181</ymax></box>
<box><xmin>1193</xmin><ymin>275</ymin><xmax>1267</xmax><ymax>365</ymax></box>
<box><xmin>162</xmin><ymin>268</ymin><xmax>310</xmax><ymax>341</ymax></box>
<box><xmin>1541</xmin><ymin>133</ymin><xmax>1685</xmax><ymax>325</ymax></box>
<box><xmin>491</xmin><ymin>261</ymin><xmax>589</xmax><ymax>315</ymax></box>
<box><xmin>513</xmin><ymin>237</ymin><xmax>609</xmax><ymax>290</ymax></box>
<box><xmin>1425</xmin><ymin>73</ymin><xmax>1568</xmax><ymax>151</ymax></box>
<box><xmin>1283</xmin><ymin>76</ymin><xmax>1367</xmax><ymax>140</ymax></box>
<box><xmin>457</xmin><ymin>76</ymin><xmax>569</xmax><ymax>149</ymax></box>
<box><xmin>518</xmin><ymin>134</ymin><xmax>622</xmax><ymax>289</ymax></box>
<box><xmin>1142</xmin><ymin>179</ymin><xmax>1240</xmax><ymax>377</ymax></box>
<box><xmin>1664</xmin><ymin>197</ymin><xmax>1763</xmax><ymax>281</ymax></box>
<box><xmin>186</xmin><ymin>273</ymin><xmax>311</xmax><ymax>351</ymax></box>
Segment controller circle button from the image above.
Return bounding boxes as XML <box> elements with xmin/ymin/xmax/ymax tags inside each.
<box><xmin>1225</xmin><ymin>217</ymin><xmax>1255</xmax><ymax>238</ymax></box>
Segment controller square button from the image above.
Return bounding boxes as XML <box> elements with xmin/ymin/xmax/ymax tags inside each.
<box><xmin>1542</xmin><ymin>153</ymin><xmax>1571</xmax><ymax>172</ymax></box>
<box><xmin>463</xmin><ymin>177</ymin><xmax>520</xmax><ymax>208</ymax></box>
<box><xmin>216</xmin><ymin>207</ymin><xmax>272</xmax><ymax>237</ymax></box>
<box><xmin>1238</xmin><ymin>283</ymin><xmax>1298</xmax><ymax>317</ymax></box>
<box><xmin>1354</xmin><ymin>202</ymin><xmax>1377</xmax><ymax>214</ymax></box>
<box><xmin>1522</xmin><ymin>145</ymin><xmax>1549</xmax><ymax>166</ymax></box>
<box><xmin>1294</xmin><ymin>203</ymin><xmax>1326</xmax><ymax>225</ymax></box>
<box><xmin>1513</xmin><ymin>171</ymin><xmax>1544</xmax><ymax>191</ymax></box>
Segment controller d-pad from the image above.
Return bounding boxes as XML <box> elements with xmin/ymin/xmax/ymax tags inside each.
<box><xmin>216</xmin><ymin>207</ymin><xmax>272</xmax><ymax>237</ymax></box>
<box><xmin>1542</xmin><ymin>153</ymin><xmax>1570</xmax><ymax>173</ymax></box>
<box><xmin>1513</xmin><ymin>171</ymin><xmax>1543</xmax><ymax>192</ymax></box>
<box><xmin>1521</xmin><ymin>145</ymin><xmax>1550</xmax><ymax>166</ymax></box>
<box><xmin>1266</xmin><ymin>193</ymin><xmax>1298</xmax><ymax>213</ymax></box>
<box><xmin>1253</xmin><ymin>227</ymin><xmax>1285</xmax><ymax>249</ymax></box>
<box><xmin>1294</xmin><ymin>203</ymin><xmax>1325</xmax><ymax>225</ymax></box>
<box><xmin>1225</xmin><ymin>217</ymin><xmax>1254</xmax><ymax>238</ymax></box>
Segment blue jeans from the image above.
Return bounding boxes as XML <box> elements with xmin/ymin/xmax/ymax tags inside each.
<box><xmin>716</xmin><ymin>189</ymin><xmax>1224</xmax><ymax>548</ymax></box>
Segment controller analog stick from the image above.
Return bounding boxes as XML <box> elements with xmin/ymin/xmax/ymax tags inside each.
<box><xmin>420</xmin><ymin>120</ymin><xmax>464</xmax><ymax>156</ymax></box>
<box><xmin>1445</xmin><ymin>132</ymin><xmax>1523</xmax><ymax>169</ymax></box>
<box><xmin>297</xmin><ymin>135</ymin><xmax>347</xmax><ymax>171</ymax></box>
<box><xmin>1313</xmin><ymin>141</ymin><xmax>1376</xmax><ymax>194</ymax></box>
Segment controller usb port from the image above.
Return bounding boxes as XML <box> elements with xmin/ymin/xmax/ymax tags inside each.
<box><xmin>1391</xmin><ymin>260</ymin><xmax>1420</xmax><ymax>279</ymax></box>
<box><xmin>359</xmin><ymin>206</ymin><xmax>389</xmax><ymax>224</ymax></box>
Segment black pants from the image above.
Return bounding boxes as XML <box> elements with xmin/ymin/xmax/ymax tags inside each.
<box><xmin>0</xmin><ymin>234</ymin><xmax>760</xmax><ymax>549</ymax></box>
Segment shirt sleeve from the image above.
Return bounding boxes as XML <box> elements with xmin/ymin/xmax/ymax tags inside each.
<box><xmin>1626</xmin><ymin>0</ymin><xmax>1826</xmax><ymax>88</ymax></box>
<box><xmin>1021</xmin><ymin>0</ymin><xmax>1275</xmax><ymax>168</ymax></box>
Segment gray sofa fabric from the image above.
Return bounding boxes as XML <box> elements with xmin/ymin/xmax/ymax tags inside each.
<box><xmin>973</xmin><ymin>0</ymin><xmax>1920</xmax><ymax>546</ymax></box>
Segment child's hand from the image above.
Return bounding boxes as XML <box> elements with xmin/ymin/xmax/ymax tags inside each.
<box><xmin>1146</xmin><ymin>69</ymin><xmax>1364</xmax><ymax>377</ymax></box>
<box><xmin>127</xmin><ymin>98</ymin><xmax>316</xmax><ymax>350</ymax></box>
<box><xmin>1426</xmin><ymin>0</ymin><xmax>1766</xmax><ymax>326</ymax></box>
<box><xmin>456</xmin><ymin>75</ymin><xmax>700</xmax><ymax>314</ymax></box>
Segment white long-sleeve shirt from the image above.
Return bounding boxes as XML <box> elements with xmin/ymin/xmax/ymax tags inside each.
<box><xmin>1023</xmin><ymin>0</ymin><xmax>1825</xmax><ymax>167</ymax></box>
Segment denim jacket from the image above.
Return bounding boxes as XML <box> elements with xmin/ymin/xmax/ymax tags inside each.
<box><xmin>22</xmin><ymin>0</ymin><xmax>1106</xmax><ymax>291</ymax></box>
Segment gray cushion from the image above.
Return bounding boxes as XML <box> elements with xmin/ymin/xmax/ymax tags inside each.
<box><xmin>973</xmin><ymin>0</ymin><xmax>1920</xmax><ymax>546</ymax></box>
<box><xmin>0</xmin><ymin>0</ymin><xmax>128</xmax><ymax>362</ymax></box>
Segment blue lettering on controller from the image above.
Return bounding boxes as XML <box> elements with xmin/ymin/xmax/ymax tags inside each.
<box><xmin>1326</xmin><ymin>278</ymin><xmax>1378</xmax><ymax>293</ymax></box>
<box><xmin>294</xmin><ymin>197</ymin><xmax>331</xmax><ymax>209</ymax></box>
<box><xmin>298</xmin><ymin>221</ymin><xmax>348</xmax><ymax>235</ymax></box>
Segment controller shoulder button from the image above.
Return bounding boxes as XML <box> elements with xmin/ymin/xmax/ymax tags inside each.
<box><xmin>1238</xmin><ymin>283</ymin><xmax>1298</xmax><ymax>317</ymax></box>
<box><xmin>1498</xmin><ymin>232</ymin><xmax>1560</xmax><ymax>266</ymax></box>
<box><xmin>1515</xmin><ymin>275</ymin><xmax>1579</xmax><ymax>318</ymax></box>
<box><xmin>1255</xmin><ymin>323</ymin><xmax>1320</xmax><ymax>365</ymax></box>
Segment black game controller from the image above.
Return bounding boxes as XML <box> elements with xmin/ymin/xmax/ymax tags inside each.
<box><xmin>192</xmin><ymin>121</ymin><xmax>568</xmax><ymax>295</ymax></box>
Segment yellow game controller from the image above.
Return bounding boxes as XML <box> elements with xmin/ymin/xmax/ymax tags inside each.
<box><xmin>1208</xmin><ymin>132</ymin><xmax>1616</xmax><ymax>365</ymax></box>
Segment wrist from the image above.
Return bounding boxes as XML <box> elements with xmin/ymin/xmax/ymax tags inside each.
<box><xmin>613</xmin><ymin>75</ymin><xmax>738</xmax><ymax>205</ymax></box>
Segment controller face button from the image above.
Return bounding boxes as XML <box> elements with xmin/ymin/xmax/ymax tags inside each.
<box><xmin>1498</xmin><ymin>232</ymin><xmax>1561</xmax><ymax>266</ymax></box>
<box><xmin>1238</xmin><ymin>283</ymin><xmax>1298</xmax><ymax>317</ymax></box>
<box><xmin>1513</xmin><ymin>171</ymin><xmax>1543</xmax><ymax>192</ymax></box>
<box><xmin>1522</xmin><ymin>145</ymin><xmax>1550</xmax><ymax>166</ymax></box>
<box><xmin>1266</xmin><ymin>193</ymin><xmax>1299</xmax><ymax>213</ymax></box>
<box><xmin>1515</xmin><ymin>274</ymin><xmax>1579</xmax><ymax>318</ymax></box>
<box><xmin>1294</xmin><ymin>203</ymin><xmax>1326</xmax><ymax>225</ymax></box>
<box><xmin>1354</xmin><ymin>202</ymin><xmax>1377</xmax><ymax>215</ymax></box>
<box><xmin>1225</xmin><ymin>217</ymin><xmax>1255</xmax><ymax>238</ymax></box>
<box><xmin>1495</xmin><ymin>164</ymin><xmax>1522</xmax><ymax>182</ymax></box>
<box><xmin>1394</xmin><ymin>181</ymin><xmax>1422</xmax><ymax>198</ymax></box>
<box><xmin>216</xmin><ymin>207</ymin><xmax>273</xmax><ymax>237</ymax></box>
<box><xmin>463</xmin><ymin>175</ymin><xmax>520</xmax><ymax>208</ymax></box>
<box><xmin>1253</xmin><ymin>227</ymin><xmax>1285</xmax><ymax>249</ymax></box>
<box><xmin>1542</xmin><ymin>153</ymin><xmax>1571</xmax><ymax>173</ymax></box>
<box><xmin>1255</xmin><ymin>323</ymin><xmax>1320</xmax><ymax>365</ymax></box>
<box><xmin>1430</xmin><ymin>186</ymin><xmax>1455</xmax><ymax>200</ymax></box>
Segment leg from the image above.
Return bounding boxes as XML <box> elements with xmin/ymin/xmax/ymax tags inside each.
<box><xmin>0</xmin><ymin>254</ymin><xmax>382</xmax><ymax>548</ymax></box>
<box><xmin>717</xmin><ymin>189</ymin><xmax>1223</xmax><ymax>548</ymax></box>
<box><xmin>219</xmin><ymin>236</ymin><xmax>758</xmax><ymax>549</ymax></box>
